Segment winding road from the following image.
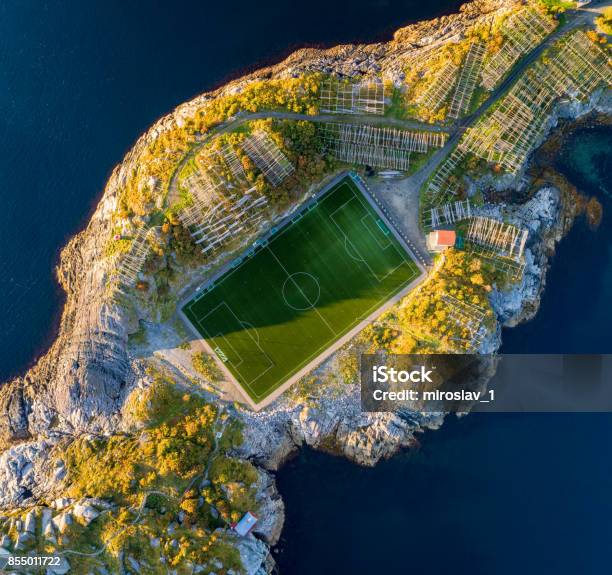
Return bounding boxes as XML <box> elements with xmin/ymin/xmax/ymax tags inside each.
<box><xmin>166</xmin><ymin>1</ymin><xmax>610</xmax><ymax>305</ymax></box>
<box><xmin>167</xmin><ymin>0</ymin><xmax>609</xmax><ymax>210</ymax></box>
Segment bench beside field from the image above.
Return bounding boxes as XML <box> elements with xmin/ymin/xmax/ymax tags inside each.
<box><xmin>182</xmin><ymin>173</ymin><xmax>426</xmax><ymax>409</ymax></box>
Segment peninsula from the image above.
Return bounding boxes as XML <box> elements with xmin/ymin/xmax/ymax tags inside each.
<box><xmin>0</xmin><ymin>1</ymin><xmax>610</xmax><ymax>573</ymax></box>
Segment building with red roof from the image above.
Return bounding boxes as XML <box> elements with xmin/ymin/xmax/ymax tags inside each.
<box><xmin>426</xmin><ymin>230</ymin><xmax>457</xmax><ymax>252</ymax></box>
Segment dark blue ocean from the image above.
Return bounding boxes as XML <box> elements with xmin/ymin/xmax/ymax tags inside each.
<box><xmin>2</xmin><ymin>2</ymin><xmax>611</xmax><ymax>574</ymax></box>
<box><xmin>275</xmin><ymin>127</ymin><xmax>612</xmax><ymax>574</ymax></box>
<box><xmin>0</xmin><ymin>0</ymin><xmax>464</xmax><ymax>381</ymax></box>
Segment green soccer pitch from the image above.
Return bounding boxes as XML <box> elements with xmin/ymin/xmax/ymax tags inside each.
<box><xmin>182</xmin><ymin>174</ymin><xmax>421</xmax><ymax>404</ymax></box>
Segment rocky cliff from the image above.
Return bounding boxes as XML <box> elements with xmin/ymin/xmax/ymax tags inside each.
<box><xmin>0</xmin><ymin>0</ymin><xmax>513</xmax><ymax>477</ymax></box>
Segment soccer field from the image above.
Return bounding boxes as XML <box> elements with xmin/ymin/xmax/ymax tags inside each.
<box><xmin>182</xmin><ymin>174</ymin><xmax>421</xmax><ymax>403</ymax></box>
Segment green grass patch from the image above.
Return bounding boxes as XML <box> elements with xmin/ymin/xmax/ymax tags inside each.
<box><xmin>183</xmin><ymin>174</ymin><xmax>421</xmax><ymax>402</ymax></box>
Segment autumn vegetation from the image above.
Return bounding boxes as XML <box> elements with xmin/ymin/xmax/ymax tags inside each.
<box><xmin>48</xmin><ymin>368</ymin><xmax>259</xmax><ymax>574</ymax></box>
<box><xmin>118</xmin><ymin>74</ymin><xmax>323</xmax><ymax>218</ymax></box>
<box><xmin>596</xmin><ymin>7</ymin><xmax>612</xmax><ymax>35</ymax></box>
<box><xmin>362</xmin><ymin>250</ymin><xmax>497</xmax><ymax>354</ymax></box>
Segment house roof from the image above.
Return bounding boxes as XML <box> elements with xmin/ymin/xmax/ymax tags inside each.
<box><xmin>233</xmin><ymin>512</ymin><xmax>258</xmax><ymax>536</ymax></box>
<box><xmin>434</xmin><ymin>230</ymin><xmax>456</xmax><ymax>246</ymax></box>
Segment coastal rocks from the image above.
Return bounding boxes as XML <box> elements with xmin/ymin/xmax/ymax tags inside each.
<box><xmin>51</xmin><ymin>298</ymin><xmax>130</xmax><ymax>432</ymax></box>
<box><xmin>23</xmin><ymin>509</ymin><xmax>36</xmax><ymax>534</ymax></box>
<box><xmin>52</xmin><ymin>498</ymin><xmax>74</xmax><ymax>511</ymax></box>
<box><xmin>15</xmin><ymin>531</ymin><xmax>33</xmax><ymax>550</ymax></box>
<box><xmin>51</xmin><ymin>511</ymin><xmax>73</xmax><ymax>534</ymax></box>
<box><xmin>392</xmin><ymin>0</ymin><xmax>509</xmax><ymax>44</ymax></box>
<box><xmin>252</xmin><ymin>471</ymin><xmax>284</xmax><ymax>545</ymax></box>
<box><xmin>41</xmin><ymin>507</ymin><xmax>53</xmax><ymax>537</ymax></box>
<box><xmin>507</xmin><ymin>187</ymin><xmax>561</xmax><ymax>235</ymax></box>
<box><xmin>236</xmin><ymin>416</ymin><xmax>297</xmax><ymax>471</ymax></box>
<box><xmin>291</xmin><ymin>405</ymin><xmax>339</xmax><ymax>446</ymax></box>
<box><xmin>48</xmin><ymin>556</ymin><xmax>71</xmax><ymax>575</ymax></box>
<box><xmin>0</xmin><ymin>381</ymin><xmax>31</xmax><ymax>444</ymax></box>
<box><xmin>0</xmin><ymin>133</ymin><xmax>132</xmax><ymax>446</ymax></box>
<box><xmin>228</xmin><ymin>533</ymin><xmax>272</xmax><ymax>575</ymax></box>
<box><xmin>0</xmin><ymin>440</ymin><xmax>56</xmax><ymax>508</ymax></box>
<box><xmin>291</xmin><ymin>399</ymin><xmax>420</xmax><ymax>466</ymax></box>
<box><xmin>290</xmin><ymin>392</ymin><xmax>441</xmax><ymax>467</ymax></box>
<box><xmin>487</xmin><ymin>188</ymin><xmax>562</xmax><ymax>327</ymax></box>
<box><xmin>240</xmin><ymin>386</ymin><xmax>442</xmax><ymax>470</ymax></box>
<box><xmin>491</xmin><ymin>247</ymin><xmax>545</xmax><ymax>327</ymax></box>
<box><xmin>334</xmin><ymin>412</ymin><xmax>419</xmax><ymax>466</ymax></box>
<box><xmin>0</xmin><ymin>498</ymin><xmax>108</xmax><ymax>559</ymax></box>
<box><xmin>72</xmin><ymin>502</ymin><xmax>100</xmax><ymax>526</ymax></box>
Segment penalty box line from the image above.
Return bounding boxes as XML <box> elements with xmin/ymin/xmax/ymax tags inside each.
<box><xmin>194</xmin><ymin>300</ymin><xmax>275</xmax><ymax>393</ymax></box>
<box><xmin>329</xmin><ymin>195</ymin><xmax>407</xmax><ymax>284</ymax></box>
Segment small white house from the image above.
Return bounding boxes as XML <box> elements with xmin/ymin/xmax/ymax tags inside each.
<box><xmin>233</xmin><ymin>511</ymin><xmax>258</xmax><ymax>536</ymax></box>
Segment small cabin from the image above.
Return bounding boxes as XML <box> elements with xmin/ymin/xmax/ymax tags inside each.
<box><xmin>232</xmin><ymin>511</ymin><xmax>258</xmax><ymax>536</ymax></box>
<box><xmin>427</xmin><ymin>230</ymin><xmax>456</xmax><ymax>252</ymax></box>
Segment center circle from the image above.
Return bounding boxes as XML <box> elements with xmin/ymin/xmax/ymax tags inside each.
<box><xmin>282</xmin><ymin>272</ymin><xmax>321</xmax><ymax>311</ymax></box>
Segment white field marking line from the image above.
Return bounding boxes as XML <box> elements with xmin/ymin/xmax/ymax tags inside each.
<box><xmin>266</xmin><ymin>246</ymin><xmax>338</xmax><ymax>337</ymax></box>
<box><xmin>190</xmin><ymin>182</ymin><xmax>350</xmax><ymax>302</ymax></box>
<box><xmin>185</xmin><ymin>179</ymin><xmax>420</xmax><ymax>399</ymax></box>
<box><xmin>281</xmin><ymin>272</ymin><xmax>321</xmax><ymax>311</ymax></box>
<box><xmin>213</xmin><ymin>302</ymin><xmax>275</xmax><ymax>387</ymax></box>
<box><xmin>211</xmin><ymin>332</ymin><xmax>245</xmax><ymax>368</ymax></box>
<box><xmin>195</xmin><ymin>302</ymin><xmax>246</xmax><ymax>366</ymax></box>
<box><xmin>332</xmin><ymin>179</ymin><xmax>407</xmax><ymax>261</ymax></box>
<box><xmin>351</xmin><ymin>186</ymin><xmax>411</xmax><ymax>264</ymax></box>
<box><xmin>193</xmin><ymin>313</ymin><xmax>251</xmax><ymax>374</ymax></box>
<box><xmin>244</xmin><ymin>262</ymin><xmax>421</xmax><ymax>400</ymax></box>
<box><xmin>360</xmin><ymin>213</ymin><xmax>392</xmax><ymax>250</ymax></box>
<box><xmin>353</xmin><ymin>174</ymin><xmax>428</xmax><ymax>268</ymax></box>
<box><xmin>196</xmin><ymin>301</ymin><xmax>274</xmax><ymax>390</ymax></box>
<box><xmin>331</xmin><ymin>215</ymin><xmax>380</xmax><ymax>281</ymax></box>
<box><xmin>240</xmin><ymin>321</ymin><xmax>260</xmax><ymax>344</ymax></box>
<box><xmin>192</xmin><ymin>314</ymin><xmax>259</xmax><ymax>393</ymax></box>
<box><xmin>330</xmin><ymin>196</ymin><xmax>406</xmax><ymax>284</ymax></box>
<box><xmin>344</xmin><ymin>236</ymin><xmax>365</xmax><ymax>263</ymax></box>
<box><xmin>327</xmin><ymin>194</ymin><xmax>356</xmax><ymax>220</ymax></box>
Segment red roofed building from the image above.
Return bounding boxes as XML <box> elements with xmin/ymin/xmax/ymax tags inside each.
<box><xmin>427</xmin><ymin>230</ymin><xmax>456</xmax><ymax>252</ymax></box>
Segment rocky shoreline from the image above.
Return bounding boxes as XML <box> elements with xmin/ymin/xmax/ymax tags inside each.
<box><xmin>0</xmin><ymin>0</ymin><xmax>515</xmax><ymax>482</ymax></box>
<box><xmin>0</xmin><ymin>0</ymin><xmax>610</xmax><ymax>573</ymax></box>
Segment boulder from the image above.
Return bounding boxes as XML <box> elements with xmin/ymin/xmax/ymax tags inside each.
<box><xmin>41</xmin><ymin>507</ymin><xmax>53</xmax><ymax>537</ymax></box>
<box><xmin>230</xmin><ymin>533</ymin><xmax>269</xmax><ymax>575</ymax></box>
<box><xmin>24</xmin><ymin>509</ymin><xmax>37</xmax><ymax>534</ymax></box>
<box><xmin>46</xmin><ymin>556</ymin><xmax>70</xmax><ymax>575</ymax></box>
<box><xmin>15</xmin><ymin>531</ymin><xmax>32</xmax><ymax>550</ymax></box>
<box><xmin>52</xmin><ymin>498</ymin><xmax>73</xmax><ymax>511</ymax></box>
<box><xmin>72</xmin><ymin>502</ymin><xmax>100</xmax><ymax>526</ymax></box>
<box><xmin>252</xmin><ymin>471</ymin><xmax>284</xmax><ymax>545</ymax></box>
<box><xmin>54</xmin><ymin>460</ymin><xmax>67</xmax><ymax>482</ymax></box>
<box><xmin>51</xmin><ymin>512</ymin><xmax>72</xmax><ymax>534</ymax></box>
